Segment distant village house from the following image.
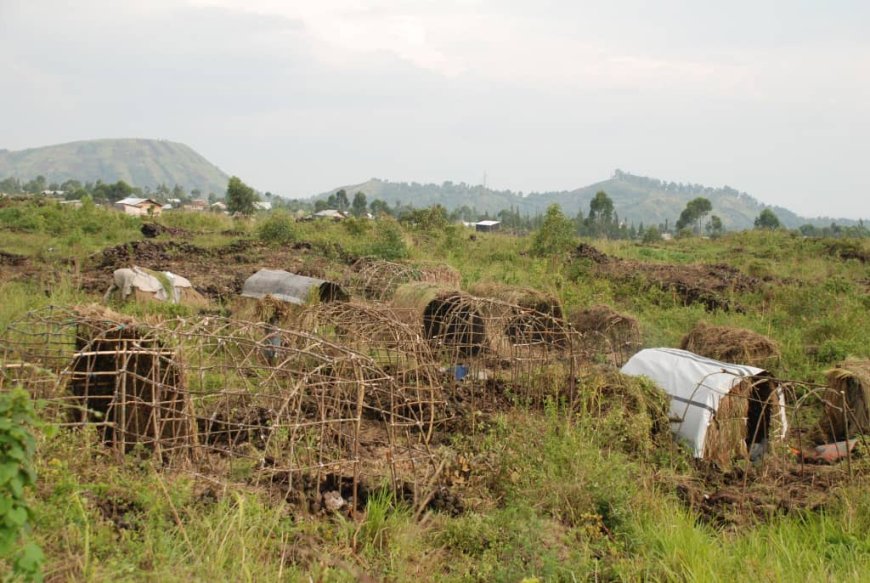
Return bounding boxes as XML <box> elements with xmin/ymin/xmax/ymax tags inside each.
<box><xmin>114</xmin><ymin>197</ymin><xmax>163</xmax><ymax>217</ymax></box>
<box><xmin>475</xmin><ymin>220</ymin><xmax>501</xmax><ymax>232</ymax></box>
<box><xmin>313</xmin><ymin>209</ymin><xmax>347</xmax><ymax>220</ymax></box>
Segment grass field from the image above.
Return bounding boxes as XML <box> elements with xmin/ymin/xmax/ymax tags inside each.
<box><xmin>0</xmin><ymin>199</ymin><xmax>868</xmax><ymax>581</ymax></box>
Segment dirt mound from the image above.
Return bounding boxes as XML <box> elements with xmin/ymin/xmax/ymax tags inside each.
<box><xmin>571</xmin><ymin>244</ymin><xmax>761</xmax><ymax>312</ymax></box>
<box><xmin>673</xmin><ymin>459</ymin><xmax>858</xmax><ymax>528</ymax></box>
<box><xmin>97</xmin><ymin>240</ymin><xmax>212</xmax><ymax>268</ymax></box>
<box><xmin>140</xmin><ymin>223</ymin><xmax>190</xmax><ymax>239</ymax></box>
<box><xmin>0</xmin><ymin>251</ymin><xmax>28</xmax><ymax>266</ymax></box>
<box><xmin>825</xmin><ymin>240</ymin><xmax>868</xmax><ymax>264</ymax></box>
<box><xmin>574</xmin><ymin>243</ymin><xmax>612</xmax><ymax>264</ymax></box>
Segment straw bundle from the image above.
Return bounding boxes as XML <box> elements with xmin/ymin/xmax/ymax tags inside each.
<box><xmin>702</xmin><ymin>376</ymin><xmax>781</xmax><ymax>466</ymax></box>
<box><xmin>569</xmin><ymin>305</ymin><xmax>642</xmax><ymax>366</ymax></box>
<box><xmin>680</xmin><ymin>322</ymin><xmax>780</xmax><ymax>368</ymax></box>
<box><xmin>824</xmin><ymin>359</ymin><xmax>870</xmax><ymax>440</ymax></box>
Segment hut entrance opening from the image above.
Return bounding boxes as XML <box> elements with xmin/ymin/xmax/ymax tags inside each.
<box><xmin>422</xmin><ymin>295</ymin><xmax>485</xmax><ymax>358</ymax></box>
<box><xmin>69</xmin><ymin>326</ymin><xmax>190</xmax><ymax>452</ymax></box>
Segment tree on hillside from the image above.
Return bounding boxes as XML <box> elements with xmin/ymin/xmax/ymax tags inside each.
<box><xmin>226</xmin><ymin>176</ymin><xmax>259</xmax><ymax>215</ymax></box>
<box><xmin>587</xmin><ymin>191</ymin><xmax>614</xmax><ymax>232</ymax></box>
<box><xmin>23</xmin><ymin>175</ymin><xmax>46</xmax><ymax>194</ymax></box>
<box><xmin>351</xmin><ymin>191</ymin><xmax>368</xmax><ymax>217</ymax></box>
<box><xmin>754</xmin><ymin>208</ymin><xmax>781</xmax><ymax>230</ymax></box>
<box><xmin>675</xmin><ymin>197</ymin><xmax>712</xmax><ymax>234</ymax></box>
<box><xmin>531</xmin><ymin>204</ymin><xmax>575</xmax><ymax>257</ymax></box>
<box><xmin>334</xmin><ymin>189</ymin><xmax>349</xmax><ymax>211</ymax></box>
<box><xmin>706</xmin><ymin>215</ymin><xmax>724</xmax><ymax>238</ymax></box>
<box><xmin>369</xmin><ymin>198</ymin><xmax>392</xmax><ymax>217</ymax></box>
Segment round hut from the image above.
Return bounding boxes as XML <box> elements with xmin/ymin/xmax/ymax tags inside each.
<box><xmin>392</xmin><ymin>282</ymin><xmax>485</xmax><ymax>358</ymax></box>
<box><xmin>570</xmin><ymin>305</ymin><xmax>642</xmax><ymax>367</ymax></box>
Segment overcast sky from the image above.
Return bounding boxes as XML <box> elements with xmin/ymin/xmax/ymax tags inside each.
<box><xmin>1</xmin><ymin>0</ymin><xmax>868</xmax><ymax>218</ymax></box>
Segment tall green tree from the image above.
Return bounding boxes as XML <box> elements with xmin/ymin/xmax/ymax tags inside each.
<box><xmin>351</xmin><ymin>191</ymin><xmax>368</xmax><ymax>217</ymax></box>
<box><xmin>226</xmin><ymin>176</ymin><xmax>259</xmax><ymax>216</ymax></box>
<box><xmin>587</xmin><ymin>191</ymin><xmax>614</xmax><ymax>235</ymax></box>
<box><xmin>531</xmin><ymin>204</ymin><xmax>576</xmax><ymax>257</ymax></box>
<box><xmin>676</xmin><ymin>197</ymin><xmax>712</xmax><ymax>234</ymax></box>
<box><xmin>334</xmin><ymin>189</ymin><xmax>349</xmax><ymax>212</ymax></box>
<box><xmin>754</xmin><ymin>208</ymin><xmax>781</xmax><ymax>229</ymax></box>
<box><xmin>706</xmin><ymin>215</ymin><xmax>724</xmax><ymax>238</ymax></box>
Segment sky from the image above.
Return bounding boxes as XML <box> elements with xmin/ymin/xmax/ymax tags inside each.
<box><xmin>0</xmin><ymin>0</ymin><xmax>868</xmax><ymax>219</ymax></box>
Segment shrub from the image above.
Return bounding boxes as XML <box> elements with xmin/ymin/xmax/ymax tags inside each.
<box><xmin>0</xmin><ymin>389</ymin><xmax>44</xmax><ymax>581</ymax></box>
<box><xmin>367</xmin><ymin>218</ymin><xmax>408</xmax><ymax>260</ymax></box>
<box><xmin>257</xmin><ymin>212</ymin><xmax>297</xmax><ymax>245</ymax></box>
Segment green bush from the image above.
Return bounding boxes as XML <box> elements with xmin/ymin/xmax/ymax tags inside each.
<box><xmin>0</xmin><ymin>389</ymin><xmax>44</xmax><ymax>581</ymax></box>
<box><xmin>257</xmin><ymin>212</ymin><xmax>297</xmax><ymax>244</ymax></box>
<box><xmin>367</xmin><ymin>218</ymin><xmax>408</xmax><ymax>260</ymax></box>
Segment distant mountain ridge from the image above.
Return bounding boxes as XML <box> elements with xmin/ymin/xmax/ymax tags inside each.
<box><xmin>318</xmin><ymin>170</ymin><xmax>859</xmax><ymax>229</ymax></box>
<box><xmin>0</xmin><ymin>139</ymin><xmax>230</xmax><ymax>195</ymax></box>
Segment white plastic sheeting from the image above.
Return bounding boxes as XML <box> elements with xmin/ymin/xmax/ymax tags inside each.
<box><xmin>107</xmin><ymin>266</ymin><xmax>195</xmax><ymax>304</ymax></box>
<box><xmin>620</xmin><ymin>347</ymin><xmax>788</xmax><ymax>458</ymax></box>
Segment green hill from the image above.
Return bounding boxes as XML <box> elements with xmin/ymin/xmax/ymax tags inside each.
<box><xmin>0</xmin><ymin>139</ymin><xmax>230</xmax><ymax>195</ymax></box>
<box><xmin>320</xmin><ymin>170</ymin><xmax>858</xmax><ymax>229</ymax></box>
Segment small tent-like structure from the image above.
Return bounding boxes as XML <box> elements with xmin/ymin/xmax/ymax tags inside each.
<box><xmin>621</xmin><ymin>348</ymin><xmax>787</xmax><ymax>464</ymax></box>
<box><xmin>105</xmin><ymin>266</ymin><xmax>207</xmax><ymax>307</ymax></box>
<box><xmin>241</xmin><ymin>269</ymin><xmax>348</xmax><ymax>306</ymax></box>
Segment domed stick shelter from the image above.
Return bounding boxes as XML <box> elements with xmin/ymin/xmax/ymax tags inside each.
<box><xmin>621</xmin><ymin>348</ymin><xmax>787</xmax><ymax>466</ymax></box>
<box><xmin>468</xmin><ymin>282</ymin><xmax>567</xmax><ymax>347</ymax></box>
<box><xmin>392</xmin><ymin>282</ymin><xmax>486</xmax><ymax>358</ymax></box>
<box><xmin>570</xmin><ymin>304</ymin><xmax>642</xmax><ymax>367</ymax></box>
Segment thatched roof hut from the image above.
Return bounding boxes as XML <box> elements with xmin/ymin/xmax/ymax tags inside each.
<box><xmin>823</xmin><ymin>359</ymin><xmax>870</xmax><ymax>441</ymax></box>
<box><xmin>569</xmin><ymin>305</ymin><xmax>642</xmax><ymax>367</ymax></box>
<box><xmin>241</xmin><ymin>269</ymin><xmax>348</xmax><ymax>306</ymax></box>
<box><xmin>621</xmin><ymin>348</ymin><xmax>787</xmax><ymax>465</ymax></box>
<box><xmin>392</xmin><ymin>282</ymin><xmax>485</xmax><ymax>357</ymax></box>
<box><xmin>680</xmin><ymin>322</ymin><xmax>780</xmax><ymax>368</ymax></box>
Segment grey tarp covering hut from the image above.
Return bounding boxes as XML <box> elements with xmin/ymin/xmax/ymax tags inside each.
<box><xmin>241</xmin><ymin>269</ymin><xmax>348</xmax><ymax>305</ymax></box>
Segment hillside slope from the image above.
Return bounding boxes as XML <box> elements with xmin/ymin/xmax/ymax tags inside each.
<box><xmin>320</xmin><ymin>170</ymin><xmax>855</xmax><ymax>229</ymax></box>
<box><xmin>0</xmin><ymin>139</ymin><xmax>230</xmax><ymax>195</ymax></box>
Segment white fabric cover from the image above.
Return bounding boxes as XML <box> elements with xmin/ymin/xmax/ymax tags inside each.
<box><xmin>620</xmin><ymin>347</ymin><xmax>788</xmax><ymax>458</ymax></box>
<box><xmin>109</xmin><ymin>267</ymin><xmax>194</xmax><ymax>304</ymax></box>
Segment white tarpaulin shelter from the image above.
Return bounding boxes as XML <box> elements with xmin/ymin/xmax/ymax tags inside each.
<box><xmin>106</xmin><ymin>266</ymin><xmax>197</xmax><ymax>304</ymax></box>
<box><xmin>620</xmin><ymin>347</ymin><xmax>788</xmax><ymax>458</ymax></box>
